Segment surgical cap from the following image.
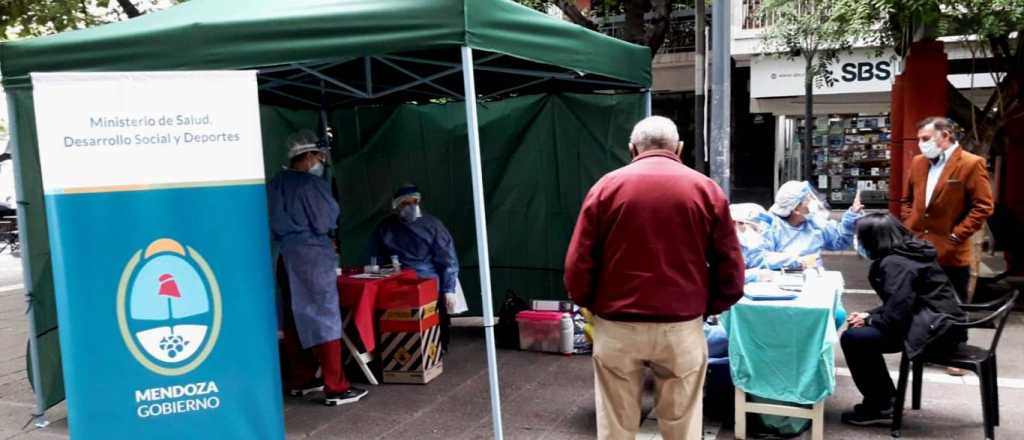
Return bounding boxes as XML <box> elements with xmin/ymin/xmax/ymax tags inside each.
<box><xmin>730</xmin><ymin>203</ymin><xmax>768</xmax><ymax>224</ymax></box>
<box><xmin>769</xmin><ymin>181</ymin><xmax>813</xmax><ymax>217</ymax></box>
<box><xmin>285</xmin><ymin>129</ymin><xmax>324</xmax><ymax>160</ymax></box>
<box><xmin>392</xmin><ymin>184</ymin><xmax>421</xmax><ymax>209</ymax></box>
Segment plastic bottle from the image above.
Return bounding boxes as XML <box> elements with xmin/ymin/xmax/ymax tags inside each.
<box><xmin>391</xmin><ymin>255</ymin><xmax>401</xmax><ymax>272</ymax></box>
<box><xmin>559</xmin><ymin>313</ymin><xmax>574</xmax><ymax>355</ymax></box>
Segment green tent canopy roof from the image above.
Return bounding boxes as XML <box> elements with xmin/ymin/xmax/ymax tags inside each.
<box><xmin>0</xmin><ymin>0</ymin><xmax>651</xmax><ymax>100</ymax></box>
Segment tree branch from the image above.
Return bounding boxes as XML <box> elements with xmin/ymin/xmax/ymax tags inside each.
<box><xmin>554</xmin><ymin>0</ymin><xmax>598</xmax><ymax>31</ymax></box>
<box><xmin>116</xmin><ymin>0</ymin><xmax>143</xmax><ymax>18</ymax></box>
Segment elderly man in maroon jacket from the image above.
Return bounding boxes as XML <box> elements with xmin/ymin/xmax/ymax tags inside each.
<box><xmin>565</xmin><ymin>116</ymin><xmax>746</xmax><ymax>440</ymax></box>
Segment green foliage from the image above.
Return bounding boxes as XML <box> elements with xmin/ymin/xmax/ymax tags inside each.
<box><xmin>759</xmin><ymin>0</ymin><xmax>869</xmax><ymax>87</ymax></box>
<box><xmin>834</xmin><ymin>0</ymin><xmax>1024</xmax><ymax>55</ymax></box>
<box><xmin>0</xmin><ymin>1</ymin><xmax>100</xmax><ymax>39</ymax></box>
<box><xmin>1</xmin><ymin>0</ymin><xmax>184</xmax><ymax>40</ymax></box>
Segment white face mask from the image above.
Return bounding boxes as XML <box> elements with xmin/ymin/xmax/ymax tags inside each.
<box><xmin>919</xmin><ymin>140</ymin><xmax>941</xmax><ymax>159</ymax></box>
<box><xmin>399</xmin><ymin>204</ymin><xmax>422</xmax><ymax>223</ymax></box>
<box><xmin>738</xmin><ymin>228</ymin><xmax>763</xmax><ymax>249</ymax></box>
<box><xmin>803</xmin><ymin>198</ymin><xmax>830</xmax><ymax>227</ymax></box>
<box><xmin>308</xmin><ymin>161</ymin><xmax>325</xmax><ymax>177</ymax></box>
<box><xmin>810</xmin><ymin>211</ymin><xmax>828</xmax><ymax>227</ymax></box>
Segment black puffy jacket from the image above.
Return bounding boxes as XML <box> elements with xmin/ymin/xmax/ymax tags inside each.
<box><xmin>867</xmin><ymin>240</ymin><xmax>967</xmax><ymax>358</ymax></box>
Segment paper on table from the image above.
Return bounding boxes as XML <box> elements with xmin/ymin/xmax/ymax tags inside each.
<box><xmin>744</xmin><ymin>282</ymin><xmax>799</xmax><ymax>300</ymax></box>
<box><xmin>350</xmin><ymin>273</ymin><xmax>390</xmax><ymax>279</ymax></box>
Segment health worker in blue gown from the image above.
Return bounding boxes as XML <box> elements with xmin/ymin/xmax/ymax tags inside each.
<box><xmin>268</xmin><ymin>129</ymin><xmax>366</xmax><ymax>407</ymax></box>
<box><xmin>369</xmin><ymin>184</ymin><xmax>462</xmax><ymax>353</ymax></box>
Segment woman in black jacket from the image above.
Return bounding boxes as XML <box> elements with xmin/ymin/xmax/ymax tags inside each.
<box><xmin>841</xmin><ymin>213</ymin><xmax>967</xmax><ymax>426</ymax></box>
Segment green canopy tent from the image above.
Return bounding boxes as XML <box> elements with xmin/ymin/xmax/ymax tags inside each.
<box><xmin>0</xmin><ymin>0</ymin><xmax>651</xmax><ymax>436</ymax></box>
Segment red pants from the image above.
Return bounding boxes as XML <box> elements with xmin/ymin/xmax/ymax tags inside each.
<box><xmin>279</xmin><ymin>324</ymin><xmax>350</xmax><ymax>394</ymax></box>
<box><xmin>277</xmin><ymin>258</ymin><xmax>350</xmax><ymax>394</ymax></box>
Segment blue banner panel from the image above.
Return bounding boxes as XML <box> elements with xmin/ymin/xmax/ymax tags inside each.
<box><xmin>45</xmin><ymin>184</ymin><xmax>284</xmax><ymax>439</ymax></box>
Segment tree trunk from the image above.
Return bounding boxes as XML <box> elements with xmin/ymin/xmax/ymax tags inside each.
<box><xmin>116</xmin><ymin>0</ymin><xmax>143</xmax><ymax>18</ymax></box>
<box><xmin>646</xmin><ymin>0</ymin><xmax>672</xmax><ymax>55</ymax></box>
<box><xmin>553</xmin><ymin>0</ymin><xmax>598</xmax><ymax>30</ymax></box>
<box><xmin>804</xmin><ymin>68</ymin><xmax>815</xmax><ymax>183</ymax></box>
<box><xmin>623</xmin><ymin>0</ymin><xmax>649</xmax><ymax>47</ymax></box>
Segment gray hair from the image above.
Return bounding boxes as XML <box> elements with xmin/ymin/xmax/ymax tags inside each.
<box><xmin>629</xmin><ymin>116</ymin><xmax>679</xmax><ymax>152</ymax></box>
<box><xmin>917</xmin><ymin>116</ymin><xmax>960</xmax><ymax>141</ymax></box>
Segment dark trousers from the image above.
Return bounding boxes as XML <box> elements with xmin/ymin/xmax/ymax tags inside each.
<box><xmin>277</xmin><ymin>258</ymin><xmax>350</xmax><ymax>394</ymax></box>
<box><xmin>943</xmin><ymin>266</ymin><xmax>971</xmax><ymax>302</ymax></box>
<box><xmin>841</xmin><ymin>325</ymin><xmax>903</xmax><ymax>410</ymax></box>
<box><xmin>437</xmin><ymin>292</ymin><xmax>451</xmax><ymax>354</ymax></box>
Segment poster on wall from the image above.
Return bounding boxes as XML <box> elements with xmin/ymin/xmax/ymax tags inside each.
<box><xmin>31</xmin><ymin>71</ymin><xmax>284</xmax><ymax>440</ymax></box>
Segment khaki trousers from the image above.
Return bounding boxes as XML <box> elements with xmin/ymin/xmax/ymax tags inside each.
<box><xmin>592</xmin><ymin>316</ymin><xmax>707</xmax><ymax>440</ymax></box>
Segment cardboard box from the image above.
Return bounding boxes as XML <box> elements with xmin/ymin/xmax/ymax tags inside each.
<box><xmin>378</xmin><ymin>278</ymin><xmax>443</xmax><ymax>384</ymax></box>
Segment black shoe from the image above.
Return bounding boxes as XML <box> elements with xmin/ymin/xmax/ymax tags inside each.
<box><xmin>853</xmin><ymin>403</ymin><xmax>893</xmax><ymax>417</ymax></box>
<box><xmin>323</xmin><ymin>387</ymin><xmax>368</xmax><ymax>407</ymax></box>
<box><xmin>842</xmin><ymin>404</ymin><xmax>893</xmax><ymax>426</ymax></box>
<box><xmin>287</xmin><ymin>380</ymin><xmax>324</xmax><ymax>397</ymax></box>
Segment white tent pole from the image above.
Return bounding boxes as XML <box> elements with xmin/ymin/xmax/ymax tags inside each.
<box><xmin>643</xmin><ymin>89</ymin><xmax>652</xmax><ymax>117</ymax></box>
<box><xmin>6</xmin><ymin>93</ymin><xmax>50</xmax><ymax>428</ymax></box>
<box><xmin>460</xmin><ymin>45</ymin><xmax>504</xmax><ymax>440</ymax></box>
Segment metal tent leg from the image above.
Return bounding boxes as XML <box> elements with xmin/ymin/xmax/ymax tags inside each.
<box><xmin>460</xmin><ymin>46</ymin><xmax>504</xmax><ymax>440</ymax></box>
<box><xmin>643</xmin><ymin>89</ymin><xmax>652</xmax><ymax>117</ymax></box>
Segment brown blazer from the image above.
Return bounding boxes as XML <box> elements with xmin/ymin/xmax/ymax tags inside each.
<box><xmin>900</xmin><ymin>147</ymin><xmax>994</xmax><ymax>267</ymax></box>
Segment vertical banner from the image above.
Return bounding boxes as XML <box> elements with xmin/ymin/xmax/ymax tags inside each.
<box><xmin>31</xmin><ymin>72</ymin><xmax>284</xmax><ymax>439</ymax></box>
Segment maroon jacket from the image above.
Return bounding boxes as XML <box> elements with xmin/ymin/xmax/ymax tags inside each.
<box><xmin>564</xmin><ymin>150</ymin><xmax>745</xmax><ymax>322</ymax></box>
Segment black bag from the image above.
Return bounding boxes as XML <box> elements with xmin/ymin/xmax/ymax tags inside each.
<box><xmin>495</xmin><ymin>289</ymin><xmax>530</xmax><ymax>349</ymax></box>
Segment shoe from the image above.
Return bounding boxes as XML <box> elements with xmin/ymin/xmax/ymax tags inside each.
<box><xmin>853</xmin><ymin>403</ymin><xmax>893</xmax><ymax>417</ymax></box>
<box><xmin>323</xmin><ymin>387</ymin><xmax>368</xmax><ymax>407</ymax></box>
<box><xmin>842</xmin><ymin>404</ymin><xmax>893</xmax><ymax>427</ymax></box>
<box><xmin>287</xmin><ymin>380</ymin><xmax>324</xmax><ymax>397</ymax></box>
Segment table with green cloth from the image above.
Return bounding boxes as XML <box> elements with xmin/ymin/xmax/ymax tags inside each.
<box><xmin>722</xmin><ymin>271</ymin><xmax>843</xmax><ymax>404</ymax></box>
<box><xmin>722</xmin><ymin>271</ymin><xmax>844</xmax><ymax>439</ymax></box>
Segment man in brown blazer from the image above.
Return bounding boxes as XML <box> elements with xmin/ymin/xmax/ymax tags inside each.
<box><xmin>900</xmin><ymin>116</ymin><xmax>994</xmax><ymax>300</ymax></box>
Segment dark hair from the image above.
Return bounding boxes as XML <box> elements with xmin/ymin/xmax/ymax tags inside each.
<box><xmin>917</xmin><ymin>116</ymin><xmax>959</xmax><ymax>141</ymax></box>
<box><xmin>855</xmin><ymin>213</ymin><xmax>916</xmax><ymax>260</ymax></box>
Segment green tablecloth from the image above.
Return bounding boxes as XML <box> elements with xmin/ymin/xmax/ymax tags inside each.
<box><xmin>721</xmin><ymin>271</ymin><xmax>844</xmax><ymax>405</ymax></box>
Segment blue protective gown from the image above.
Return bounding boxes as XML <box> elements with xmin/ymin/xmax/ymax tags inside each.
<box><xmin>267</xmin><ymin>170</ymin><xmax>341</xmax><ymax>349</ymax></box>
<box><xmin>755</xmin><ymin>210</ymin><xmax>862</xmax><ymax>271</ymax></box>
<box><xmin>369</xmin><ymin>213</ymin><xmax>459</xmax><ymax>295</ymax></box>
<box><xmin>738</xmin><ymin>212</ymin><xmax>776</xmax><ymax>282</ymax></box>
<box><xmin>750</xmin><ymin>209</ymin><xmax>860</xmax><ymax>329</ymax></box>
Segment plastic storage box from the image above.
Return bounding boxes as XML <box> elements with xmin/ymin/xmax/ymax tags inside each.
<box><xmin>516</xmin><ymin>310</ymin><xmax>573</xmax><ymax>354</ymax></box>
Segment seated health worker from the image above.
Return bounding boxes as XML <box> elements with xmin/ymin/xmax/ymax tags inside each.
<box><xmin>705</xmin><ymin>204</ymin><xmax>773</xmax><ymax>364</ymax></box>
<box><xmin>757</xmin><ymin>181</ymin><xmax>864</xmax><ymax>327</ymax></box>
<box><xmin>759</xmin><ymin>180</ymin><xmax>864</xmax><ymax>270</ymax></box>
<box><xmin>369</xmin><ymin>184</ymin><xmax>461</xmax><ymax>353</ymax></box>
<box><xmin>730</xmin><ymin>203</ymin><xmax>775</xmax><ymax>282</ymax></box>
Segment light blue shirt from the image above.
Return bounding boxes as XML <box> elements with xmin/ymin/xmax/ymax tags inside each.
<box><xmin>926</xmin><ymin>143</ymin><xmax>958</xmax><ymax>208</ymax></box>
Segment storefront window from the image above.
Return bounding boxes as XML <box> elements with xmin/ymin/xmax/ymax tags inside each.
<box><xmin>796</xmin><ymin>114</ymin><xmax>892</xmax><ymax>207</ymax></box>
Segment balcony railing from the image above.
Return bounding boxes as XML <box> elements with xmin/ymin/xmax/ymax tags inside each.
<box><xmin>597</xmin><ymin>9</ymin><xmax>705</xmax><ymax>55</ymax></box>
<box><xmin>743</xmin><ymin>0</ymin><xmax>772</xmax><ymax>30</ymax></box>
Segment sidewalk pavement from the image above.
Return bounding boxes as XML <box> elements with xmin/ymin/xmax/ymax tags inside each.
<box><xmin>0</xmin><ymin>253</ymin><xmax>1021</xmax><ymax>439</ymax></box>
